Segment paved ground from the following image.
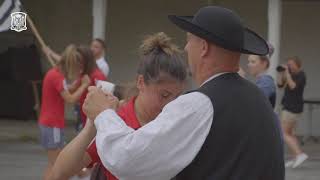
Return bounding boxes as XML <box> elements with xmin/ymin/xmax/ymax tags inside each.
<box><xmin>285</xmin><ymin>142</ymin><xmax>320</xmax><ymax>180</ymax></box>
<box><xmin>0</xmin><ymin>119</ymin><xmax>80</xmax><ymax>180</ymax></box>
<box><xmin>0</xmin><ymin>119</ymin><xmax>320</xmax><ymax>180</ymax></box>
<box><xmin>0</xmin><ymin>142</ymin><xmax>46</xmax><ymax>180</ymax></box>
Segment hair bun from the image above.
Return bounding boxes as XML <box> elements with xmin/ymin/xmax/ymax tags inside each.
<box><xmin>140</xmin><ymin>32</ymin><xmax>181</xmax><ymax>56</ymax></box>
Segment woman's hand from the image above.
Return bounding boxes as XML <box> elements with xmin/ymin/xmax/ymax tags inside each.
<box><xmin>81</xmin><ymin>75</ymin><xmax>91</xmax><ymax>87</ymax></box>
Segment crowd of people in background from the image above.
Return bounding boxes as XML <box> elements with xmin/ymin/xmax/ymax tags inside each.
<box><xmin>39</xmin><ymin>38</ymin><xmax>112</xmax><ymax>179</ymax></box>
<box><xmin>49</xmin><ymin>32</ymin><xmax>188</xmax><ymax>180</ymax></box>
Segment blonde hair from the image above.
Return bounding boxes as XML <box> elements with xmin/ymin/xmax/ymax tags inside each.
<box><xmin>58</xmin><ymin>44</ymin><xmax>83</xmax><ymax>81</ymax></box>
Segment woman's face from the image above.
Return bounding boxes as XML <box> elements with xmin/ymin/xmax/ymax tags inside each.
<box><xmin>90</xmin><ymin>40</ymin><xmax>104</xmax><ymax>58</ymax></box>
<box><xmin>137</xmin><ymin>75</ymin><xmax>185</xmax><ymax>119</ymax></box>
<box><xmin>247</xmin><ymin>55</ymin><xmax>266</xmax><ymax>77</ymax></box>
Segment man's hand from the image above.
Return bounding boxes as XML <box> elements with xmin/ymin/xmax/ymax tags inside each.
<box><xmin>283</xmin><ymin>64</ymin><xmax>296</xmax><ymax>90</ymax></box>
<box><xmin>283</xmin><ymin>64</ymin><xmax>292</xmax><ymax>80</ymax></box>
<box><xmin>83</xmin><ymin>86</ymin><xmax>119</xmax><ymax>120</ymax></box>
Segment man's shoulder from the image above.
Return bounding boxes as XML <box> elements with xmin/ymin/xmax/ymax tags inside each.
<box><xmin>174</xmin><ymin>91</ymin><xmax>212</xmax><ymax>107</ymax></box>
<box><xmin>299</xmin><ymin>71</ymin><xmax>306</xmax><ymax>78</ymax></box>
<box><xmin>293</xmin><ymin>71</ymin><xmax>306</xmax><ymax>83</ymax></box>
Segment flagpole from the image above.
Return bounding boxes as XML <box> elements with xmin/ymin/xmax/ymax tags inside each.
<box><xmin>18</xmin><ymin>2</ymin><xmax>54</xmax><ymax>119</ymax></box>
<box><xmin>25</xmin><ymin>14</ymin><xmax>55</xmax><ymax>119</ymax></box>
<box><xmin>26</xmin><ymin>15</ymin><xmax>55</xmax><ymax>67</ymax></box>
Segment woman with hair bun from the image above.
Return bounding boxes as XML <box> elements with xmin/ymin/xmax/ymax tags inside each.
<box><xmin>49</xmin><ymin>32</ymin><xmax>188</xmax><ymax>180</ymax></box>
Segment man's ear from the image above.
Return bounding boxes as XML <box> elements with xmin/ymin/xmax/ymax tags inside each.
<box><xmin>136</xmin><ymin>75</ymin><xmax>145</xmax><ymax>92</ymax></box>
<box><xmin>200</xmin><ymin>40</ymin><xmax>209</xmax><ymax>58</ymax></box>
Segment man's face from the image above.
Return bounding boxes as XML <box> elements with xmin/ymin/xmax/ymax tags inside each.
<box><xmin>184</xmin><ymin>33</ymin><xmax>202</xmax><ymax>78</ymax></box>
<box><xmin>287</xmin><ymin>59</ymin><xmax>300</xmax><ymax>74</ymax></box>
<box><xmin>90</xmin><ymin>40</ymin><xmax>104</xmax><ymax>58</ymax></box>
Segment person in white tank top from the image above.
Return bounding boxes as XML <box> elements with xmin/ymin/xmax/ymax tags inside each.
<box><xmin>90</xmin><ymin>38</ymin><xmax>110</xmax><ymax>78</ymax></box>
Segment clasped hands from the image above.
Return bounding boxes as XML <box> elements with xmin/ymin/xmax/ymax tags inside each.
<box><xmin>83</xmin><ymin>86</ymin><xmax>119</xmax><ymax>121</ymax></box>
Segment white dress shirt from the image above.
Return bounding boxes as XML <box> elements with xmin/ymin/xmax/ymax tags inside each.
<box><xmin>96</xmin><ymin>57</ymin><xmax>110</xmax><ymax>77</ymax></box>
<box><xmin>94</xmin><ymin>74</ymin><xmax>226</xmax><ymax>180</ymax></box>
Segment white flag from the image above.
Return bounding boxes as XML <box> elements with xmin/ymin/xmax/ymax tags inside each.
<box><xmin>0</xmin><ymin>0</ymin><xmax>22</xmax><ymax>32</ymax></box>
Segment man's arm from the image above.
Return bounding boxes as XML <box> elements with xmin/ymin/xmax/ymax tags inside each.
<box><xmin>94</xmin><ymin>92</ymin><xmax>213</xmax><ymax>180</ymax></box>
<box><xmin>277</xmin><ymin>72</ymin><xmax>286</xmax><ymax>88</ymax></box>
<box><xmin>284</xmin><ymin>70</ymin><xmax>297</xmax><ymax>90</ymax></box>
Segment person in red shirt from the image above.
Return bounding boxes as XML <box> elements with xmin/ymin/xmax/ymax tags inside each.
<box><xmin>43</xmin><ymin>45</ymin><xmax>107</xmax><ymax>130</ymax></box>
<box><xmin>79</xmin><ymin>68</ymin><xmax>106</xmax><ymax>126</ymax></box>
<box><xmin>39</xmin><ymin>45</ymin><xmax>98</xmax><ymax>180</ymax></box>
<box><xmin>48</xmin><ymin>32</ymin><xmax>187</xmax><ymax>180</ymax></box>
<box><xmin>73</xmin><ymin>46</ymin><xmax>107</xmax><ymax>127</ymax></box>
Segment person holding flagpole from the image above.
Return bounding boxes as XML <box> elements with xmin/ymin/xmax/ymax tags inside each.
<box><xmin>43</xmin><ymin>38</ymin><xmax>110</xmax><ymax>79</ymax></box>
<box><xmin>39</xmin><ymin>44</ymin><xmax>93</xmax><ymax>180</ymax></box>
<box><xmin>43</xmin><ymin>45</ymin><xmax>107</xmax><ymax>128</ymax></box>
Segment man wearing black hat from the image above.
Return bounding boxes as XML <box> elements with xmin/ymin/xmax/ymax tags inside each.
<box><xmin>83</xmin><ymin>6</ymin><xmax>284</xmax><ymax>180</ymax></box>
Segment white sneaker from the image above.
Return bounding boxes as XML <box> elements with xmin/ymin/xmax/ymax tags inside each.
<box><xmin>292</xmin><ymin>153</ymin><xmax>308</xmax><ymax>168</ymax></box>
<box><xmin>285</xmin><ymin>159</ymin><xmax>295</xmax><ymax>168</ymax></box>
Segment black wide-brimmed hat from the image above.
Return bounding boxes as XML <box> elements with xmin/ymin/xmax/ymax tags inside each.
<box><xmin>168</xmin><ymin>6</ymin><xmax>269</xmax><ymax>55</ymax></box>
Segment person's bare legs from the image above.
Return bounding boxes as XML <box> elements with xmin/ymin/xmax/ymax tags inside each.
<box><xmin>43</xmin><ymin>149</ymin><xmax>61</xmax><ymax>180</ymax></box>
<box><xmin>282</xmin><ymin>119</ymin><xmax>308</xmax><ymax>168</ymax></box>
<box><xmin>282</xmin><ymin>120</ymin><xmax>302</xmax><ymax>157</ymax></box>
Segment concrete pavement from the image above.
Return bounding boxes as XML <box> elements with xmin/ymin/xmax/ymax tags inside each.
<box><xmin>0</xmin><ymin>119</ymin><xmax>319</xmax><ymax>180</ymax></box>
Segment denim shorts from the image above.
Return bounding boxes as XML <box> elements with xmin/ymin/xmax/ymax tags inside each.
<box><xmin>39</xmin><ymin>125</ymin><xmax>65</xmax><ymax>149</ymax></box>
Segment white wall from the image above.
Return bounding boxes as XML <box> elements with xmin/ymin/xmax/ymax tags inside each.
<box><xmin>106</xmin><ymin>0</ymin><xmax>208</xmax><ymax>84</ymax></box>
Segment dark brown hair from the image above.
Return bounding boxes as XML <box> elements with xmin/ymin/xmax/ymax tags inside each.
<box><xmin>92</xmin><ymin>38</ymin><xmax>106</xmax><ymax>49</ymax></box>
<box><xmin>137</xmin><ymin>32</ymin><xmax>187</xmax><ymax>84</ymax></box>
<box><xmin>77</xmin><ymin>45</ymin><xmax>96</xmax><ymax>75</ymax></box>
